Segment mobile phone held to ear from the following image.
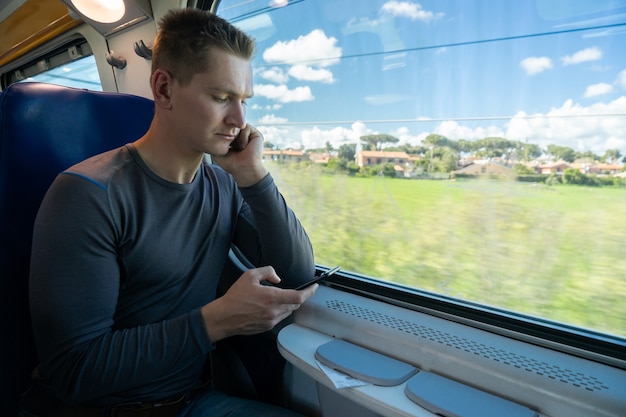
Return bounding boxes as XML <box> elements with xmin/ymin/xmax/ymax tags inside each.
<box><xmin>295</xmin><ymin>266</ymin><xmax>341</xmax><ymax>290</ymax></box>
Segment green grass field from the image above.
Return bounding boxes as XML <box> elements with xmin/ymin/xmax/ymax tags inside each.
<box><xmin>268</xmin><ymin>162</ymin><xmax>626</xmax><ymax>338</ymax></box>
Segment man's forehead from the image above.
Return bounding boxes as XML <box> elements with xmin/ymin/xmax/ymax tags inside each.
<box><xmin>193</xmin><ymin>71</ymin><xmax>253</xmax><ymax>98</ymax></box>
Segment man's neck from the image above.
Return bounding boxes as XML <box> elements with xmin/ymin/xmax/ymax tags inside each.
<box><xmin>134</xmin><ymin>129</ymin><xmax>203</xmax><ymax>184</ymax></box>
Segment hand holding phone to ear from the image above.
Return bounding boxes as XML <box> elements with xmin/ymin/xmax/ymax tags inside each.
<box><xmin>212</xmin><ymin>124</ymin><xmax>268</xmax><ymax>187</ymax></box>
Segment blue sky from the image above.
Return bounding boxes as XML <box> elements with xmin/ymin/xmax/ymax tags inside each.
<box><xmin>222</xmin><ymin>0</ymin><xmax>626</xmax><ymax>157</ymax></box>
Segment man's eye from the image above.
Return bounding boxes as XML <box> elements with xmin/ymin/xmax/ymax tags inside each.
<box><xmin>213</xmin><ymin>96</ymin><xmax>228</xmax><ymax>103</ymax></box>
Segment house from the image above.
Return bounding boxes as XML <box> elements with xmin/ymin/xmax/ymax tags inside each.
<box><xmin>308</xmin><ymin>152</ymin><xmax>332</xmax><ymax>164</ymax></box>
<box><xmin>537</xmin><ymin>161</ymin><xmax>570</xmax><ymax>174</ymax></box>
<box><xmin>452</xmin><ymin>160</ymin><xmax>514</xmax><ymax>176</ymax></box>
<box><xmin>263</xmin><ymin>149</ymin><xmax>305</xmax><ymax>163</ymax></box>
<box><xmin>587</xmin><ymin>163</ymin><xmax>624</xmax><ymax>175</ymax></box>
<box><xmin>356</xmin><ymin>150</ymin><xmax>416</xmax><ymax>177</ymax></box>
<box><xmin>356</xmin><ymin>150</ymin><xmax>412</xmax><ymax>167</ymax></box>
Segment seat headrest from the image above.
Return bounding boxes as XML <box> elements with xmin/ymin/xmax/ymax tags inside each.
<box><xmin>0</xmin><ymin>82</ymin><xmax>154</xmax><ymax>204</ymax></box>
<box><xmin>0</xmin><ymin>82</ymin><xmax>154</xmax><ymax>415</ymax></box>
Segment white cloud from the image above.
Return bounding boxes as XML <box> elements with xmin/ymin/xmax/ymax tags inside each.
<box><xmin>259</xmin><ymin>122</ymin><xmax>376</xmax><ymax>150</ymax></box>
<box><xmin>350</xmin><ymin>122</ymin><xmax>376</xmax><ymax>140</ymax></box>
<box><xmin>301</xmin><ymin>126</ymin><xmax>358</xmax><ymax>150</ymax></box>
<box><xmin>434</xmin><ymin>120</ymin><xmax>504</xmax><ymax>141</ymax></box>
<box><xmin>259</xmin><ymin>30</ymin><xmax>341</xmax><ymax>107</ymax></box>
<box><xmin>381</xmin><ymin>1</ymin><xmax>444</xmax><ymax>21</ymax></box>
<box><xmin>388</xmin><ymin>126</ymin><xmax>425</xmax><ymax>145</ymax></box>
<box><xmin>251</xmin><ymin>103</ymin><xmax>283</xmax><ymax>111</ymax></box>
<box><xmin>258</xmin><ymin>114</ymin><xmax>288</xmax><ymax>124</ymax></box>
<box><xmin>255</xmin><ymin>97</ymin><xmax>626</xmax><ymax>155</ymax></box>
<box><xmin>617</xmin><ymin>69</ymin><xmax>626</xmax><ymax>89</ymax></box>
<box><xmin>288</xmin><ymin>65</ymin><xmax>335</xmax><ymax>83</ymax></box>
<box><xmin>561</xmin><ymin>47</ymin><xmax>602</xmax><ymax>66</ymax></box>
<box><xmin>520</xmin><ymin>56</ymin><xmax>553</xmax><ymax>75</ymax></box>
<box><xmin>263</xmin><ymin>29</ymin><xmax>342</xmax><ymax>67</ymax></box>
<box><xmin>584</xmin><ymin>82</ymin><xmax>614</xmax><ymax>98</ymax></box>
<box><xmin>254</xmin><ymin>84</ymin><xmax>314</xmax><ymax>103</ymax></box>
<box><xmin>506</xmin><ymin>96</ymin><xmax>626</xmax><ymax>154</ymax></box>
<box><xmin>258</xmin><ymin>67</ymin><xmax>289</xmax><ymax>84</ymax></box>
<box><xmin>279</xmin><ymin>123</ymin><xmax>428</xmax><ymax>150</ymax></box>
<box><xmin>257</xmin><ymin>125</ymin><xmax>299</xmax><ymax>149</ymax></box>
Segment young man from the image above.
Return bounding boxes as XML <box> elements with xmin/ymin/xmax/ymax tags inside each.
<box><xmin>21</xmin><ymin>8</ymin><xmax>316</xmax><ymax>417</ymax></box>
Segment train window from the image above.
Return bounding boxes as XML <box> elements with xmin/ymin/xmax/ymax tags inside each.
<box><xmin>214</xmin><ymin>0</ymin><xmax>626</xmax><ymax>346</ymax></box>
<box><xmin>6</xmin><ymin>39</ymin><xmax>101</xmax><ymax>90</ymax></box>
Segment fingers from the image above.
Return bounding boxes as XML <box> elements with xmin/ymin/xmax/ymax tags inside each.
<box><xmin>230</xmin><ymin>124</ymin><xmax>262</xmax><ymax>153</ymax></box>
<box><xmin>244</xmin><ymin>265</ymin><xmax>282</xmax><ymax>285</ymax></box>
<box><xmin>230</xmin><ymin>125</ymin><xmax>250</xmax><ymax>152</ymax></box>
<box><xmin>297</xmin><ymin>282</ymin><xmax>319</xmax><ymax>301</ymax></box>
<box><xmin>258</xmin><ymin>283</ymin><xmax>318</xmax><ymax>329</ymax></box>
<box><xmin>248</xmin><ymin>274</ymin><xmax>318</xmax><ymax>310</ymax></box>
<box><xmin>226</xmin><ymin>268</ymin><xmax>318</xmax><ymax>332</ymax></box>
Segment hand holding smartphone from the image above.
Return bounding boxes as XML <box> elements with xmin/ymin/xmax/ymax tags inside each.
<box><xmin>295</xmin><ymin>266</ymin><xmax>341</xmax><ymax>290</ymax></box>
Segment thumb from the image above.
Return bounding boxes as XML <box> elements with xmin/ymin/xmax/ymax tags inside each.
<box><xmin>251</xmin><ymin>266</ymin><xmax>282</xmax><ymax>285</ymax></box>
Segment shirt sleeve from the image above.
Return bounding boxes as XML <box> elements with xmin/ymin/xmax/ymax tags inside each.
<box><xmin>29</xmin><ymin>174</ymin><xmax>214</xmax><ymax>405</ymax></box>
<box><xmin>234</xmin><ymin>173</ymin><xmax>316</xmax><ymax>288</ymax></box>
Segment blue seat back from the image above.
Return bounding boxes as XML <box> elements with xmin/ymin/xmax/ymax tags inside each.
<box><xmin>0</xmin><ymin>82</ymin><xmax>154</xmax><ymax>415</ymax></box>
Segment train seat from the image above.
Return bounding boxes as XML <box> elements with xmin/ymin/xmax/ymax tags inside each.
<box><xmin>0</xmin><ymin>82</ymin><xmax>154</xmax><ymax>416</ymax></box>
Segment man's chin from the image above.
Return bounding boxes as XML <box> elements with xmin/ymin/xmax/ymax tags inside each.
<box><xmin>209</xmin><ymin>144</ymin><xmax>232</xmax><ymax>157</ymax></box>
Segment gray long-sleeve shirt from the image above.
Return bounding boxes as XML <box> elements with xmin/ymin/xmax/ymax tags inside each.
<box><xmin>29</xmin><ymin>144</ymin><xmax>314</xmax><ymax>405</ymax></box>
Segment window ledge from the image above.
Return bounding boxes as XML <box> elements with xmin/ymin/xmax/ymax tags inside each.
<box><xmin>283</xmin><ymin>286</ymin><xmax>626</xmax><ymax>417</ymax></box>
<box><xmin>278</xmin><ymin>323</ymin><xmax>436</xmax><ymax>417</ymax></box>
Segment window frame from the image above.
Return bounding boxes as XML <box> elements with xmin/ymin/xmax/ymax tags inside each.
<box><xmin>1</xmin><ymin>38</ymin><xmax>94</xmax><ymax>88</ymax></box>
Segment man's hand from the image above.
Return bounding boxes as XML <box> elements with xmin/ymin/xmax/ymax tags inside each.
<box><xmin>200</xmin><ymin>266</ymin><xmax>318</xmax><ymax>343</ymax></box>
<box><xmin>212</xmin><ymin>124</ymin><xmax>269</xmax><ymax>187</ymax></box>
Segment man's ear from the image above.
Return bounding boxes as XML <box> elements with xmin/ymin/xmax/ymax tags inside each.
<box><xmin>151</xmin><ymin>69</ymin><xmax>174</xmax><ymax>110</ymax></box>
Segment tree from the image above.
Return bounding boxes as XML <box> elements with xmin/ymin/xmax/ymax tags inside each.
<box><xmin>381</xmin><ymin>163</ymin><xmax>397</xmax><ymax>177</ymax></box>
<box><xmin>346</xmin><ymin>161</ymin><xmax>360</xmax><ymax>176</ymax></box>
<box><xmin>514</xmin><ymin>164</ymin><xmax>536</xmax><ymax>175</ymax></box>
<box><xmin>360</xmin><ymin>134</ymin><xmax>399</xmax><ymax>151</ymax></box>
<box><xmin>264</xmin><ymin>141</ymin><xmax>275</xmax><ymax>149</ymax></box>
<box><xmin>516</xmin><ymin>141</ymin><xmax>542</xmax><ymax>162</ymax></box>
<box><xmin>562</xmin><ymin>168</ymin><xmax>588</xmax><ymax>185</ymax></box>
<box><xmin>423</xmin><ymin>133</ymin><xmax>453</xmax><ymax>149</ymax></box>
<box><xmin>602</xmin><ymin>148</ymin><xmax>622</xmax><ymax>164</ymax></box>
<box><xmin>435</xmin><ymin>148</ymin><xmax>459</xmax><ymax>173</ymax></box>
<box><xmin>546</xmin><ymin>144</ymin><xmax>576</xmax><ymax>163</ymax></box>
<box><xmin>576</xmin><ymin>150</ymin><xmax>600</xmax><ymax>162</ymax></box>
<box><xmin>456</xmin><ymin>139</ymin><xmax>474</xmax><ymax>154</ymax></box>
<box><xmin>423</xmin><ymin>134</ymin><xmax>449</xmax><ymax>172</ymax></box>
<box><xmin>473</xmin><ymin>137</ymin><xmax>516</xmax><ymax>161</ymax></box>
<box><xmin>326</xmin><ymin>157</ymin><xmax>344</xmax><ymax>172</ymax></box>
<box><xmin>338</xmin><ymin>143</ymin><xmax>356</xmax><ymax>162</ymax></box>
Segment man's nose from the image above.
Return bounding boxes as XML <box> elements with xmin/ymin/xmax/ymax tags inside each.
<box><xmin>225</xmin><ymin>101</ymin><xmax>246</xmax><ymax>128</ymax></box>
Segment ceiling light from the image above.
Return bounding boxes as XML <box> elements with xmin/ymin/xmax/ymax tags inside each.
<box><xmin>69</xmin><ymin>0</ymin><xmax>125</xmax><ymax>23</ymax></box>
<box><xmin>62</xmin><ymin>0</ymin><xmax>152</xmax><ymax>37</ymax></box>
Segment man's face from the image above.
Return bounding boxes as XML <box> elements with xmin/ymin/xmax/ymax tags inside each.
<box><xmin>169</xmin><ymin>48</ymin><xmax>253</xmax><ymax>156</ymax></box>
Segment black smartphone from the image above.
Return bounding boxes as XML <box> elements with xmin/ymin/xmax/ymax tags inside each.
<box><xmin>295</xmin><ymin>266</ymin><xmax>341</xmax><ymax>290</ymax></box>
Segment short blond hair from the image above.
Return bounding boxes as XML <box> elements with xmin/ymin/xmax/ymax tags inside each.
<box><xmin>151</xmin><ymin>8</ymin><xmax>256</xmax><ymax>85</ymax></box>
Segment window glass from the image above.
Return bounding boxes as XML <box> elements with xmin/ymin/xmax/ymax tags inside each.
<box><xmin>18</xmin><ymin>54</ymin><xmax>101</xmax><ymax>90</ymax></box>
<box><xmin>217</xmin><ymin>0</ymin><xmax>626</xmax><ymax>339</ymax></box>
